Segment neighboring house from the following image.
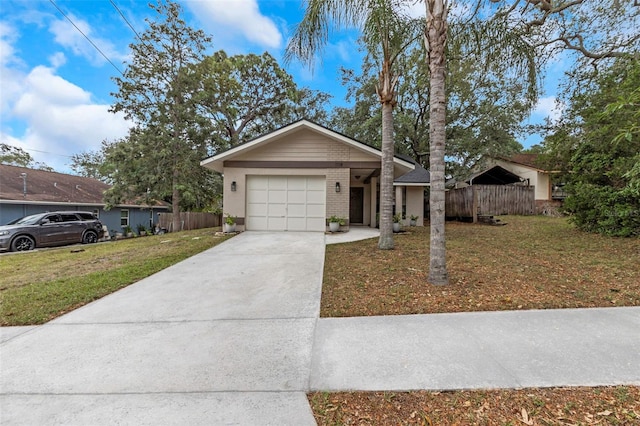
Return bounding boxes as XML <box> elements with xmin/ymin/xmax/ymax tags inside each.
<box><xmin>0</xmin><ymin>164</ymin><xmax>169</xmax><ymax>233</ymax></box>
<box><xmin>484</xmin><ymin>154</ymin><xmax>563</xmax><ymax>212</ymax></box>
<box><xmin>200</xmin><ymin>120</ymin><xmax>429</xmax><ymax>232</ymax></box>
<box><xmin>445</xmin><ymin>165</ymin><xmax>535</xmax><ymax>220</ymax></box>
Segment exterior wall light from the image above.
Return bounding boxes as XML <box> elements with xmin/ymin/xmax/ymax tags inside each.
<box><xmin>335</xmin><ymin>182</ymin><xmax>341</xmax><ymax>193</ymax></box>
<box><xmin>231</xmin><ymin>181</ymin><xmax>237</xmax><ymax>192</ymax></box>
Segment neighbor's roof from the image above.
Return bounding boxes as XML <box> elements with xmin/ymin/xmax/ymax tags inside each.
<box><xmin>200</xmin><ymin>119</ymin><xmax>415</xmax><ymax>173</ymax></box>
<box><xmin>1</xmin><ymin>164</ymin><xmax>110</xmax><ymax>204</ymax></box>
<box><xmin>497</xmin><ymin>154</ymin><xmax>546</xmax><ymax>171</ymax></box>
<box><xmin>465</xmin><ymin>165</ymin><xmax>524</xmax><ymax>185</ymax></box>
<box><xmin>0</xmin><ymin>164</ymin><xmax>168</xmax><ymax>208</ymax></box>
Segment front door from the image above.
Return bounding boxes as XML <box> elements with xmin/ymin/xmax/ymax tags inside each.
<box><xmin>350</xmin><ymin>187</ymin><xmax>364</xmax><ymax>224</ymax></box>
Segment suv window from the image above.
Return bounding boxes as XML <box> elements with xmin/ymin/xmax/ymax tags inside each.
<box><xmin>61</xmin><ymin>214</ymin><xmax>80</xmax><ymax>222</ymax></box>
<box><xmin>77</xmin><ymin>212</ymin><xmax>96</xmax><ymax>220</ymax></box>
<box><xmin>44</xmin><ymin>214</ymin><xmax>62</xmax><ymax>223</ymax></box>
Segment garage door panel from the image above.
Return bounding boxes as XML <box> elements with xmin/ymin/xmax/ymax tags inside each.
<box><xmin>246</xmin><ymin>175</ymin><xmax>326</xmax><ymax>231</ymax></box>
<box><xmin>307</xmin><ymin>177</ymin><xmax>325</xmax><ymax>190</ymax></box>
<box><xmin>287</xmin><ymin>217</ymin><xmax>307</xmax><ymax>231</ymax></box>
<box><xmin>248</xmin><ymin>189</ymin><xmax>268</xmax><ymax>203</ymax></box>
<box><xmin>306</xmin><ymin>204</ymin><xmax>325</xmax><ymax>217</ymax></box>
<box><xmin>288</xmin><ymin>190</ymin><xmax>306</xmax><ymax>204</ymax></box>
<box><xmin>307</xmin><ymin>190</ymin><xmax>325</xmax><ymax>204</ymax></box>
<box><xmin>247</xmin><ymin>202</ymin><xmax>268</xmax><ymax>216</ymax></box>
<box><xmin>268</xmin><ymin>217</ymin><xmax>286</xmax><ymax>230</ymax></box>
<box><xmin>268</xmin><ymin>177</ymin><xmax>287</xmax><ymax>189</ymax></box>
<box><xmin>307</xmin><ymin>217</ymin><xmax>325</xmax><ymax>230</ymax></box>
<box><xmin>287</xmin><ymin>179</ymin><xmax>306</xmax><ymax>190</ymax></box>
<box><xmin>268</xmin><ymin>190</ymin><xmax>287</xmax><ymax>203</ymax></box>
<box><xmin>268</xmin><ymin>204</ymin><xmax>286</xmax><ymax>217</ymax></box>
<box><xmin>288</xmin><ymin>203</ymin><xmax>306</xmax><ymax>217</ymax></box>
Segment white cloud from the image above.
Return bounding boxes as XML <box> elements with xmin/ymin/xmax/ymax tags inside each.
<box><xmin>0</xmin><ymin>22</ymin><xmax>26</xmax><ymax>118</ymax></box>
<box><xmin>4</xmin><ymin>66</ymin><xmax>129</xmax><ymax>172</ymax></box>
<box><xmin>49</xmin><ymin>51</ymin><xmax>66</xmax><ymax>68</ymax></box>
<box><xmin>185</xmin><ymin>0</ymin><xmax>282</xmax><ymax>49</ymax></box>
<box><xmin>49</xmin><ymin>15</ymin><xmax>128</xmax><ymax>66</ymax></box>
<box><xmin>533</xmin><ymin>96</ymin><xmax>564</xmax><ymax>123</ymax></box>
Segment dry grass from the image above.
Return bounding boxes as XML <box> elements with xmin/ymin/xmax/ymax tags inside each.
<box><xmin>309</xmin><ymin>386</ymin><xmax>640</xmax><ymax>425</ymax></box>
<box><xmin>314</xmin><ymin>216</ymin><xmax>640</xmax><ymax>425</ymax></box>
<box><xmin>321</xmin><ymin>216</ymin><xmax>640</xmax><ymax>317</ymax></box>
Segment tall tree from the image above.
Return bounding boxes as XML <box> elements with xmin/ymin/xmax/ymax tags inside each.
<box><xmin>110</xmin><ymin>0</ymin><xmax>211</xmax><ymax>232</ymax></box>
<box><xmin>196</xmin><ymin>51</ymin><xmax>331</xmax><ymax>151</ymax></box>
<box><xmin>0</xmin><ymin>143</ymin><xmax>53</xmax><ymax>171</ymax></box>
<box><xmin>424</xmin><ymin>0</ymin><xmax>449</xmax><ymax>284</ymax></box>
<box><xmin>331</xmin><ymin>33</ymin><xmax>534</xmax><ymax>178</ymax></box>
<box><xmin>423</xmin><ymin>0</ymin><xmax>639</xmax><ymax>284</ymax></box>
<box><xmin>286</xmin><ymin>0</ymin><xmax>419</xmax><ymax>250</ymax></box>
<box><xmin>544</xmin><ymin>58</ymin><xmax>640</xmax><ymax>236</ymax></box>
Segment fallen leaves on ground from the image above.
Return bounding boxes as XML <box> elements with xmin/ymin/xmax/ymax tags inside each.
<box><xmin>321</xmin><ymin>216</ymin><xmax>640</xmax><ymax>317</ymax></box>
<box><xmin>309</xmin><ymin>386</ymin><xmax>640</xmax><ymax>425</ymax></box>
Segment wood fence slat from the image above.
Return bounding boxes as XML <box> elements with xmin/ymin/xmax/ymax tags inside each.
<box><xmin>446</xmin><ymin>185</ymin><xmax>535</xmax><ymax>218</ymax></box>
<box><xmin>157</xmin><ymin>212</ymin><xmax>222</xmax><ymax>231</ymax></box>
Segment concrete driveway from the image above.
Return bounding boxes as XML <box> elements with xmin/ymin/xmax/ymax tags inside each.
<box><xmin>3</xmin><ymin>228</ymin><xmax>640</xmax><ymax>425</ymax></box>
<box><xmin>1</xmin><ymin>232</ymin><xmax>323</xmax><ymax>425</ymax></box>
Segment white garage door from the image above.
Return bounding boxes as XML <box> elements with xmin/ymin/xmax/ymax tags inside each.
<box><xmin>246</xmin><ymin>176</ymin><xmax>326</xmax><ymax>231</ymax></box>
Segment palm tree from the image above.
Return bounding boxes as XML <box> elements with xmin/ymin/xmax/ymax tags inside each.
<box><xmin>424</xmin><ymin>0</ymin><xmax>449</xmax><ymax>284</ymax></box>
<box><xmin>286</xmin><ymin>0</ymin><xmax>418</xmax><ymax>250</ymax></box>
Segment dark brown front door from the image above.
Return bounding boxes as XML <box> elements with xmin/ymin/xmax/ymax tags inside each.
<box><xmin>350</xmin><ymin>187</ymin><xmax>364</xmax><ymax>223</ymax></box>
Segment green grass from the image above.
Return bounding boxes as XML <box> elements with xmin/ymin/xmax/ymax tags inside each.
<box><xmin>0</xmin><ymin>228</ymin><xmax>231</xmax><ymax>326</ymax></box>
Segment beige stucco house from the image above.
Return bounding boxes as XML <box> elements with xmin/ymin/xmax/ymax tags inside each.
<box><xmin>483</xmin><ymin>154</ymin><xmax>563</xmax><ymax>212</ymax></box>
<box><xmin>200</xmin><ymin>120</ymin><xmax>429</xmax><ymax>232</ymax></box>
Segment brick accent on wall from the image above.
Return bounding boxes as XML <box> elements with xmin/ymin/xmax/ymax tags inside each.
<box><xmin>326</xmin><ymin>168</ymin><xmax>350</xmax><ymax>228</ymax></box>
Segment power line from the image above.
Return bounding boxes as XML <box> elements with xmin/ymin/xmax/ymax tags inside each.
<box><xmin>49</xmin><ymin>0</ymin><xmax>124</xmax><ymax>76</ymax></box>
<box><xmin>109</xmin><ymin>0</ymin><xmax>141</xmax><ymax>41</ymax></box>
<box><xmin>13</xmin><ymin>146</ymin><xmax>73</xmax><ymax>158</ymax></box>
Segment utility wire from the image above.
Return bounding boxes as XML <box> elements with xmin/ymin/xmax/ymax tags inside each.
<box><xmin>18</xmin><ymin>147</ymin><xmax>73</xmax><ymax>158</ymax></box>
<box><xmin>49</xmin><ymin>0</ymin><xmax>124</xmax><ymax>76</ymax></box>
<box><xmin>109</xmin><ymin>0</ymin><xmax>141</xmax><ymax>41</ymax></box>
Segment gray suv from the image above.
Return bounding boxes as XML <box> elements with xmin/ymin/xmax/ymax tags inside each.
<box><xmin>0</xmin><ymin>211</ymin><xmax>105</xmax><ymax>252</ymax></box>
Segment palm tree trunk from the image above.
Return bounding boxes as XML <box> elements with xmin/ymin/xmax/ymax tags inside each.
<box><xmin>378</xmin><ymin>100</ymin><xmax>395</xmax><ymax>249</ymax></box>
<box><xmin>426</xmin><ymin>0</ymin><xmax>449</xmax><ymax>285</ymax></box>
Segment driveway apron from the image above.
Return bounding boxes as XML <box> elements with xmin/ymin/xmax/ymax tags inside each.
<box><xmin>1</xmin><ymin>232</ymin><xmax>323</xmax><ymax>425</ymax></box>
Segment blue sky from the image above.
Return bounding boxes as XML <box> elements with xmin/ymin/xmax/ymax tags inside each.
<box><xmin>1</xmin><ymin>0</ymin><xmax>562</xmax><ymax>173</ymax></box>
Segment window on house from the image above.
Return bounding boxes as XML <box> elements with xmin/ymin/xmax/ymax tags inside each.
<box><xmin>120</xmin><ymin>209</ymin><xmax>129</xmax><ymax>227</ymax></box>
<box><xmin>93</xmin><ymin>209</ymin><xmax>100</xmax><ymax>218</ymax></box>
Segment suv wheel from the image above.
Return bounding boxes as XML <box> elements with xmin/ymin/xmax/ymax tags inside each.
<box><xmin>83</xmin><ymin>231</ymin><xmax>98</xmax><ymax>244</ymax></box>
<box><xmin>11</xmin><ymin>235</ymin><xmax>35</xmax><ymax>252</ymax></box>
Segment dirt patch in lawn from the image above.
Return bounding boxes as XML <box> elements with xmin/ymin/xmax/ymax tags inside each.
<box><xmin>321</xmin><ymin>216</ymin><xmax>640</xmax><ymax>317</ymax></box>
<box><xmin>309</xmin><ymin>386</ymin><xmax>639</xmax><ymax>425</ymax></box>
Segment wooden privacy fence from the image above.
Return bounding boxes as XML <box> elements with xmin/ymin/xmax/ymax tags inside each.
<box><xmin>157</xmin><ymin>212</ymin><xmax>222</xmax><ymax>231</ymax></box>
<box><xmin>445</xmin><ymin>185</ymin><xmax>535</xmax><ymax>221</ymax></box>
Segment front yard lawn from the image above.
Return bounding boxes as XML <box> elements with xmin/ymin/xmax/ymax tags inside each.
<box><xmin>0</xmin><ymin>228</ymin><xmax>231</xmax><ymax>326</ymax></box>
<box><xmin>315</xmin><ymin>216</ymin><xmax>640</xmax><ymax>425</ymax></box>
<box><xmin>322</xmin><ymin>216</ymin><xmax>640</xmax><ymax>317</ymax></box>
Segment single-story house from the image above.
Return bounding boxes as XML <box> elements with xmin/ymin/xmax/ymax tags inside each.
<box><xmin>0</xmin><ymin>164</ymin><xmax>169</xmax><ymax>233</ymax></box>
<box><xmin>484</xmin><ymin>154</ymin><xmax>564</xmax><ymax>210</ymax></box>
<box><xmin>200</xmin><ymin>120</ymin><xmax>429</xmax><ymax>232</ymax></box>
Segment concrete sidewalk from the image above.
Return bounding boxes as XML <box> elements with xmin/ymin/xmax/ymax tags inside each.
<box><xmin>2</xmin><ymin>229</ymin><xmax>640</xmax><ymax>425</ymax></box>
<box><xmin>310</xmin><ymin>307</ymin><xmax>640</xmax><ymax>391</ymax></box>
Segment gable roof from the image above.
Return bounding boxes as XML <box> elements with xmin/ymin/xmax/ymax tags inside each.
<box><xmin>200</xmin><ymin>119</ymin><xmax>415</xmax><ymax>173</ymax></box>
<box><xmin>465</xmin><ymin>165</ymin><xmax>524</xmax><ymax>185</ymax></box>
